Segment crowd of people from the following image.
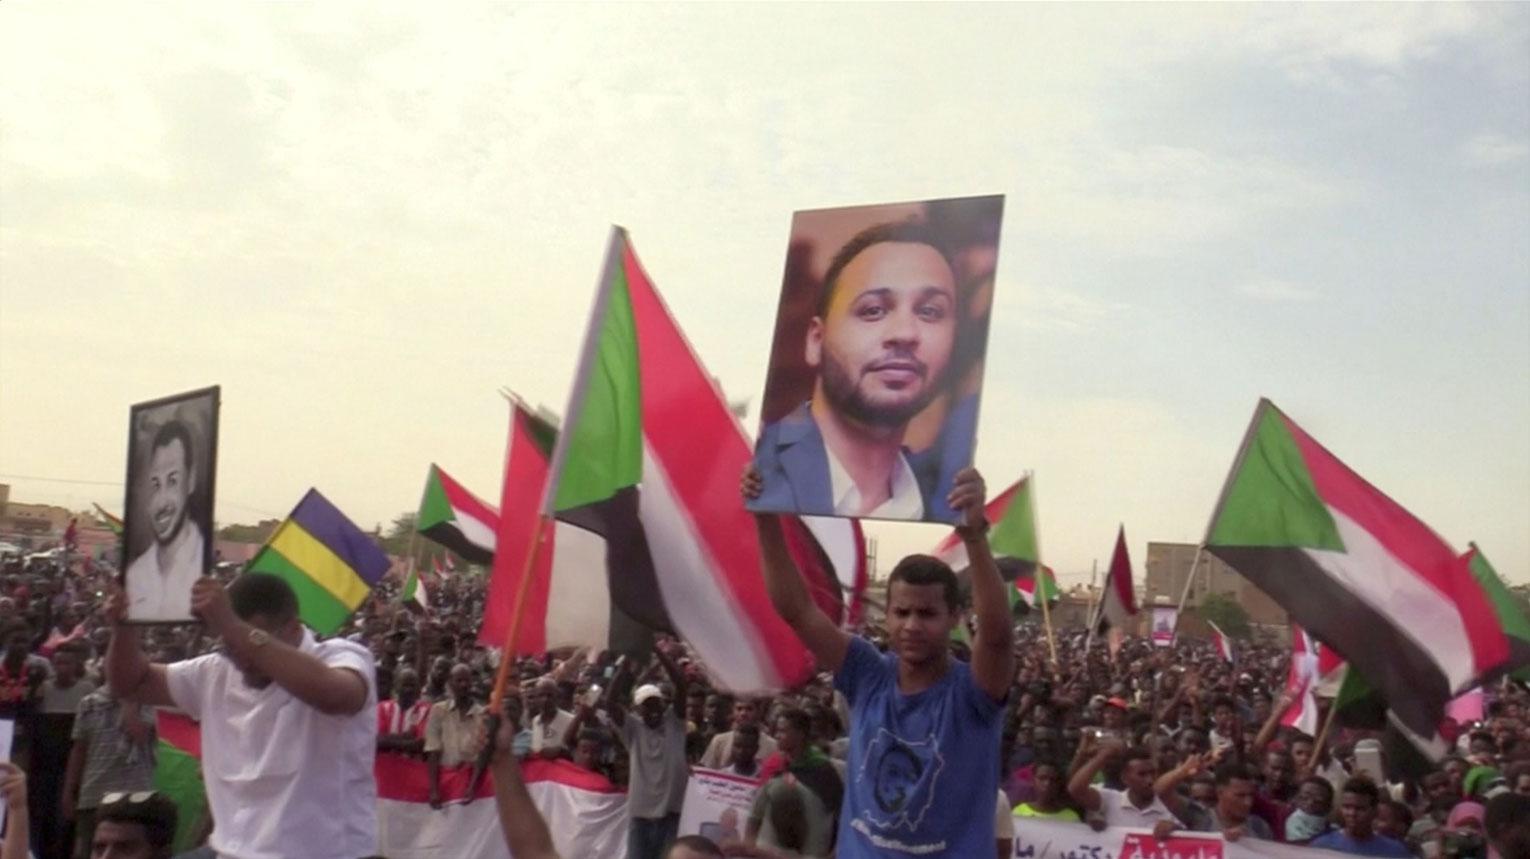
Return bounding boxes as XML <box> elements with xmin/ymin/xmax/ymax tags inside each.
<box><xmin>2</xmin><ymin>474</ymin><xmax>1529</xmax><ymax>859</ymax></box>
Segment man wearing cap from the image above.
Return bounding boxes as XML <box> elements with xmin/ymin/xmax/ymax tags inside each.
<box><xmin>621</xmin><ymin>646</ymin><xmax>690</xmax><ymax>859</ymax></box>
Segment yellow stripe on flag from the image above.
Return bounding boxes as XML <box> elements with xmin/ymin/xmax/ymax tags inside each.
<box><xmin>268</xmin><ymin>520</ymin><xmax>372</xmax><ymax>610</ymax></box>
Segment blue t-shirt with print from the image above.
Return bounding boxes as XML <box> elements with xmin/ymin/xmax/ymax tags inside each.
<box><xmin>833</xmin><ymin>636</ymin><xmax>1004</xmax><ymax>857</ymax></box>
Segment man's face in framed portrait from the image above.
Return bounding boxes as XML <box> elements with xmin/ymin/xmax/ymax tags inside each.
<box><xmin>806</xmin><ymin>240</ymin><xmax>957</xmax><ymax>431</ymax></box>
<box><xmin>147</xmin><ymin>433</ymin><xmax>193</xmax><ymax>546</ymax></box>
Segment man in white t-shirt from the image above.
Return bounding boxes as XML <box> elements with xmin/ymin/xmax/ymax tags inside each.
<box><xmin>526</xmin><ymin>677</ymin><xmax>574</xmax><ymax>758</ymax></box>
<box><xmin>105</xmin><ymin>572</ymin><xmax>376</xmax><ymax>859</ymax></box>
<box><xmin>1069</xmin><ymin>739</ymin><xmax>1178</xmax><ymax>831</ymax></box>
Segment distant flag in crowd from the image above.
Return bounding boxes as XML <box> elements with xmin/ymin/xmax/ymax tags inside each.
<box><xmin>1093</xmin><ymin>526</ymin><xmax>1137</xmax><ymax>654</ymax></box>
<box><xmin>247</xmin><ymin>489</ymin><xmax>392</xmax><ymax>635</ymax></box>
<box><xmin>416</xmin><ymin>464</ymin><xmax>498</xmax><ymax>565</ymax></box>
<box><xmin>1208</xmin><ymin>620</ymin><xmax>1234</xmax><ymax>662</ymax></box>
<box><xmin>401</xmin><ymin>565</ymin><xmax>431</xmax><ymax>614</ymax></box>
<box><xmin>1331</xmin><ymin>664</ymin><xmax>1452</xmax><ymax>771</ymax></box>
<box><xmin>443</xmin><ymin>553</ymin><xmax>457</xmax><ymax>574</ymax></box>
<box><xmin>430</xmin><ymin>555</ymin><xmax>445</xmax><ymax>579</ymax></box>
<box><xmin>91</xmin><ymin>502</ymin><xmax>124</xmax><ymax>536</ymax></box>
<box><xmin>930</xmin><ymin>475</ymin><xmax>1056</xmax><ymax>608</ymax></box>
<box><xmin>932</xmin><ymin>475</ymin><xmax>1038</xmax><ymax>569</ymax></box>
<box><xmin>153</xmin><ymin>712</ymin><xmax>208</xmax><ymax>855</ymax></box>
<box><xmin>1016</xmin><ymin>565</ymin><xmax>1061</xmax><ymax>608</ymax></box>
<box><xmin>1205</xmin><ymin>399</ymin><xmax>1511</xmax><ymax>739</ymax></box>
<box><xmin>1280</xmin><ymin>624</ymin><xmax>1322</xmax><ymax>735</ymax></box>
<box><xmin>484</xmin><ymin>229</ymin><xmax>864</xmax><ymax>691</ymax></box>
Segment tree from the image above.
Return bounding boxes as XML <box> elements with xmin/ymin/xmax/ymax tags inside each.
<box><xmin>1198</xmin><ymin>592</ymin><xmax>1251</xmax><ymax>639</ymax></box>
<box><xmin>217</xmin><ymin>519</ymin><xmax>281</xmax><ymax>544</ymax></box>
<box><xmin>377</xmin><ymin>512</ymin><xmax>463</xmax><ymax>573</ymax></box>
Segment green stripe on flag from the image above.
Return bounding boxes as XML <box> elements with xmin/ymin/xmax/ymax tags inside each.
<box><xmin>553</xmin><ymin>246</ymin><xmax>644</xmax><ymax>512</ymax></box>
<box><xmin>991</xmin><ymin>480</ymin><xmax>1038</xmax><ymax>563</ymax></box>
<box><xmin>1208</xmin><ymin>403</ymin><xmax>1344</xmax><ymax>550</ymax></box>
<box><xmin>154</xmin><ymin>740</ymin><xmax>208</xmax><ymax>854</ymax></box>
<box><xmin>247</xmin><ymin>547</ymin><xmax>354</xmax><ymax>633</ymax></box>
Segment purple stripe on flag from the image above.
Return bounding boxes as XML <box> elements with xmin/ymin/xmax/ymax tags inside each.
<box><xmin>289</xmin><ymin>489</ymin><xmax>392</xmax><ymax>585</ymax></box>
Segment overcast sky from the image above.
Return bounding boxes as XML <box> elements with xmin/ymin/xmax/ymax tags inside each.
<box><xmin>2</xmin><ymin>3</ymin><xmax>1526</xmax><ymax>586</ymax></box>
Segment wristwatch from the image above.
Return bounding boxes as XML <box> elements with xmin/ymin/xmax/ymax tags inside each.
<box><xmin>247</xmin><ymin>627</ymin><xmax>271</xmax><ymax>648</ymax></box>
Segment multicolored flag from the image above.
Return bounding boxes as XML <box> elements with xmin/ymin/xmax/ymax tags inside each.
<box><xmin>153</xmin><ymin>711</ymin><xmax>208</xmax><ymax>855</ymax></box>
<box><xmin>485</xmin><ymin>229</ymin><xmax>864</xmax><ymax>691</ymax></box>
<box><xmin>1208</xmin><ymin>620</ymin><xmax>1234</xmax><ymax>663</ymax></box>
<box><xmin>1094</xmin><ymin>526</ymin><xmax>1137</xmax><ymax>635</ymax></box>
<box><xmin>931</xmin><ymin>475</ymin><xmax>1039</xmax><ymax>570</ymax></box>
<box><xmin>91</xmin><ymin>502</ymin><xmax>124</xmax><ymax>536</ymax></box>
<box><xmin>1205</xmin><ymin>399</ymin><xmax>1508</xmax><ymax>738</ymax></box>
<box><xmin>1464</xmin><ymin>544</ymin><xmax>1530</xmax><ymax>682</ymax></box>
<box><xmin>374</xmin><ymin>756</ymin><xmax>627</xmax><ymax>858</ymax></box>
<box><xmin>1280</xmin><ymin>625</ymin><xmax>1321</xmax><ymax>734</ymax></box>
<box><xmin>930</xmin><ymin>475</ymin><xmax>1054</xmax><ymax>625</ymax></box>
<box><xmin>416</xmin><ymin>464</ymin><xmax>498</xmax><ymax>565</ymax></box>
<box><xmin>246</xmin><ymin>489</ymin><xmax>392</xmax><ymax>635</ymax></box>
<box><xmin>1015</xmin><ymin>565</ymin><xmax>1061</xmax><ymax>608</ymax></box>
<box><xmin>401</xmin><ymin>565</ymin><xmax>430</xmax><ymax>614</ymax></box>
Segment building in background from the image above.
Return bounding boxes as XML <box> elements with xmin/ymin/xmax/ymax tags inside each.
<box><xmin>1142</xmin><ymin>541</ymin><xmax>1287</xmax><ymax>639</ymax></box>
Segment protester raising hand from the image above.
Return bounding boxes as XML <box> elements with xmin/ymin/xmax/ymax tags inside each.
<box><xmin>480</xmin><ymin>706</ymin><xmax>562</xmax><ymax>859</ymax></box>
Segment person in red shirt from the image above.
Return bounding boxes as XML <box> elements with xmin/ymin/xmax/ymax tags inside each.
<box><xmin>377</xmin><ymin>668</ymin><xmax>431</xmax><ymax>755</ymax></box>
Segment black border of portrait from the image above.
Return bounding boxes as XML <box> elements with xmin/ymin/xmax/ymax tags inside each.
<box><xmin>120</xmin><ymin>384</ymin><xmax>221</xmax><ymax>626</ymax></box>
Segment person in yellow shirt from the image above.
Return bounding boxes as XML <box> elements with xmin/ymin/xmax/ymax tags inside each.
<box><xmin>1014</xmin><ymin>761</ymin><xmax>1081</xmax><ymax>823</ymax></box>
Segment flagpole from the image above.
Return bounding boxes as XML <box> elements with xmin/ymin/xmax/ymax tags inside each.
<box><xmin>473</xmin><ymin>514</ymin><xmax>551</xmax><ymax>796</ymax></box>
<box><xmin>1038</xmin><ymin>571</ymin><xmax>1058</xmax><ymax>667</ymax></box>
<box><xmin>1310</xmin><ymin>692</ymin><xmax>1342</xmax><ymax>769</ymax></box>
<box><xmin>1171</xmin><ymin>544</ymin><xmax>1204</xmax><ymax>645</ymax></box>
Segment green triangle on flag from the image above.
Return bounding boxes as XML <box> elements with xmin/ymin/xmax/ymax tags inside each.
<box><xmin>1207</xmin><ymin>401</ymin><xmax>1344</xmax><ymax>551</ymax></box>
<box><xmin>990</xmin><ymin>477</ymin><xmax>1039</xmax><ymax>563</ymax></box>
<box><xmin>545</xmin><ymin>230</ymin><xmax>644</xmax><ymax>514</ymax></box>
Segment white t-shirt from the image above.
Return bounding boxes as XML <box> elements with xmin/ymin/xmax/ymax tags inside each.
<box><xmin>165</xmin><ymin>630</ymin><xmax>377</xmax><ymax>859</ymax></box>
<box><xmin>1098</xmin><ymin>787</ymin><xmax>1177</xmax><ymax>829</ymax></box>
<box><xmin>529</xmin><ymin>708</ymin><xmax>575</xmax><ymax>753</ymax></box>
<box><xmin>125</xmin><ymin>525</ymin><xmax>204</xmax><ymax>621</ymax></box>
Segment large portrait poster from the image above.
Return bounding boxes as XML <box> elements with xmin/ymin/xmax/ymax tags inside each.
<box><xmin>748</xmin><ymin>195</ymin><xmax>1004</xmax><ymax>523</ymax></box>
<box><xmin>121</xmin><ymin>386</ymin><xmax>220</xmax><ymax>624</ymax></box>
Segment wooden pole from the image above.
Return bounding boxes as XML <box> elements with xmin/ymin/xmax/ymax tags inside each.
<box><xmin>1038</xmin><ymin>567</ymin><xmax>1058</xmax><ymax>667</ymax></box>
<box><xmin>470</xmin><ymin>515</ymin><xmax>551</xmax><ymax>799</ymax></box>
<box><xmin>487</xmin><ymin>515</ymin><xmax>550</xmax><ymax>712</ymax></box>
<box><xmin>1170</xmin><ymin>544</ymin><xmax>1204</xmax><ymax>645</ymax></box>
<box><xmin>1310</xmin><ymin>693</ymin><xmax>1342</xmax><ymax>768</ymax></box>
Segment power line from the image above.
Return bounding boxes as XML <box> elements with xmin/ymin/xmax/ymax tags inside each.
<box><xmin>0</xmin><ymin>473</ymin><xmax>123</xmax><ymax>487</ymax></box>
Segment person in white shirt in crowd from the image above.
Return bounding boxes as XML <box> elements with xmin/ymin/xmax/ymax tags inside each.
<box><xmin>1069</xmin><ymin>739</ymin><xmax>1178</xmax><ymax>831</ymax></box>
<box><xmin>105</xmin><ymin>572</ymin><xmax>376</xmax><ymax>859</ymax></box>
<box><xmin>527</xmin><ymin>677</ymin><xmax>575</xmax><ymax>759</ymax></box>
<box><xmin>700</xmin><ymin>698</ymin><xmax>777</xmax><ymax>770</ymax></box>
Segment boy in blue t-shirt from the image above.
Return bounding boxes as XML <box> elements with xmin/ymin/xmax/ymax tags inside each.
<box><xmin>745</xmin><ymin>466</ymin><xmax>1014</xmax><ymax>858</ymax></box>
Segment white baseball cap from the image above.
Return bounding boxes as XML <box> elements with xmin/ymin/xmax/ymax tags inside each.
<box><xmin>633</xmin><ymin>684</ymin><xmax>664</xmax><ymax>706</ymax></box>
